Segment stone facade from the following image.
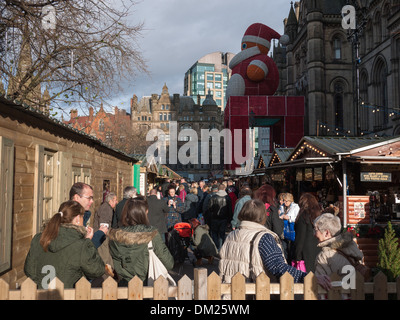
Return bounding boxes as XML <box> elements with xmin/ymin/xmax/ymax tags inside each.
<box><xmin>274</xmin><ymin>0</ymin><xmax>400</xmax><ymax>137</ymax></box>
<box><xmin>67</xmin><ymin>84</ymin><xmax>224</xmax><ymax>180</ymax></box>
<box><xmin>131</xmin><ymin>84</ymin><xmax>224</xmax><ymax>180</ymax></box>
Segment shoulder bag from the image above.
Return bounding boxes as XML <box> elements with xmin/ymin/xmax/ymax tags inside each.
<box><xmin>336</xmin><ymin>249</ymin><xmax>371</xmax><ymax>281</ymax></box>
<box><xmin>147</xmin><ymin>240</ymin><xmax>176</xmax><ymax>286</ymax></box>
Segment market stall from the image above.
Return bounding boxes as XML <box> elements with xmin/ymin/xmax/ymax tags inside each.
<box><xmin>265</xmin><ymin>136</ymin><xmax>400</xmax><ymax>268</ymax></box>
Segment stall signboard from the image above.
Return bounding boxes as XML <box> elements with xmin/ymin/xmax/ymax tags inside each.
<box><xmin>360</xmin><ymin>172</ymin><xmax>392</xmax><ymax>182</ymax></box>
<box><xmin>347</xmin><ymin>196</ymin><xmax>370</xmax><ymax>224</ymax></box>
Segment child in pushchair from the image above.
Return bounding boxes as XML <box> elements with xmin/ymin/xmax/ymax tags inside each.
<box><xmin>188</xmin><ymin>218</ymin><xmax>218</xmax><ymax>266</ymax></box>
<box><xmin>167</xmin><ymin>222</ymin><xmax>193</xmax><ymax>265</ymax></box>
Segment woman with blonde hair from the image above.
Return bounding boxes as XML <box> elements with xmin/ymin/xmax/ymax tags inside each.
<box><xmin>24</xmin><ymin>200</ymin><xmax>106</xmax><ymax>288</ymax></box>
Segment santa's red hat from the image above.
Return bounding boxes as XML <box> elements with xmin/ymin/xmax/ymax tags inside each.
<box><xmin>242</xmin><ymin>23</ymin><xmax>289</xmax><ymax>49</ymax></box>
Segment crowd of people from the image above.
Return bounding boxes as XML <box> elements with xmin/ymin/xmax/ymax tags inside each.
<box><xmin>24</xmin><ymin>178</ymin><xmax>366</xmax><ymax>299</ymax></box>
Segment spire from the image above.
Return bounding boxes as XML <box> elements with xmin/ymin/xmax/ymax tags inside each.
<box><xmin>287</xmin><ymin>2</ymin><xmax>298</xmax><ymax>26</ymax></box>
<box><xmin>162</xmin><ymin>83</ymin><xmax>169</xmax><ymax>95</ymax></box>
<box><xmin>285</xmin><ymin>1</ymin><xmax>298</xmax><ymax>44</ymax></box>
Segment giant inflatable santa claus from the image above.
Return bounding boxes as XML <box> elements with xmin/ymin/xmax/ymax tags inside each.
<box><xmin>226</xmin><ymin>23</ymin><xmax>289</xmax><ymax>98</ymax></box>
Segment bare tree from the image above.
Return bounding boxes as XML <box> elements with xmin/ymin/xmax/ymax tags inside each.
<box><xmin>0</xmin><ymin>0</ymin><xmax>147</xmax><ymax>116</ymax></box>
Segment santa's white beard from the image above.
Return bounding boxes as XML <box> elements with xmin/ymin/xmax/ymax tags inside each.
<box><xmin>229</xmin><ymin>46</ymin><xmax>262</xmax><ymax>69</ymax></box>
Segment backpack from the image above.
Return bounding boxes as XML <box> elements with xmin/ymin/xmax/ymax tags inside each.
<box><xmin>210</xmin><ymin>195</ymin><xmax>228</xmax><ymax>219</ymax></box>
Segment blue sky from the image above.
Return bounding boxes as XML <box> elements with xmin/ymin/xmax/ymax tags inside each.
<box><xmin>105</xmin><ymin>0</ymin><xmax>293</xmax><ymax>112</ymax></box>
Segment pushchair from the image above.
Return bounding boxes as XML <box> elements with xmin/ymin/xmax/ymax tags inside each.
<box><xmin>167</xmin><ymin>222</ymin><xmax>193</xmax><ymax>265</ymax></box>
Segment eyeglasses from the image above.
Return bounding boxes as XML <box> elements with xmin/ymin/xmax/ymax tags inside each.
<box><xmin>80</xmin><ymin>195</ymin><xmax>94</xmax><ymax>201</ymax></box>
<box><xmin>284</xmin><ymin>200</ymin><xmax>291</xmax><ymax>203</ymax></box>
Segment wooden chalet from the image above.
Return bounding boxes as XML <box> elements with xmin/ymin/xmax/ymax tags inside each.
<box><xmin>0</xmin><ymin>96</ymin><xmax>138</xmax><ymax>288</ymax></box>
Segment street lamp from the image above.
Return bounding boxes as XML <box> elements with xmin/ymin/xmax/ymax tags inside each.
<box><xmin>346</xmin><ymin>0</ymin><xmax>369</xmax><ymax>137</ymax></box>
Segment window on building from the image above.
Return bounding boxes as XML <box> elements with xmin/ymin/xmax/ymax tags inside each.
<box><xmin>34</xmin><ymin>147</ymin><xmax>72</xmax><ymax>233</ymax></box>
<box><xmin>99</xmin><ymin>119</ymin><xmax>105</xmax><ymax>132</ymax></box>
<box><xmin>0</xmin><ymin>137</ymin><xmax>14</xmax><ymax>273</ymax></box>
<box><xmin>164</xmin><ymin>113</ymin><xmax>168</xmax><ymax>121</ymax></box>
<box><xmin>334</xmin><ymin>82</ymin><xmax>344</xmax><ymax>131</ymax></box>
<box><xmin>374</xmin><ymin>58</ymin><xmax>388</xmax><ymax>127</ymax></box>
<box><xmin>168</xmin><ymin>114</ymin><xmax>172</xmax><ymax>121</ymax></box>
<box><xmin>333</xmin><ymin>37</ymin><xmax>341</xmax><ymax>60</ymax></box>
<box><xmin>159</xmin><ymin>113</ymin><xmax>163</xmax><ymax>121</ymax></box>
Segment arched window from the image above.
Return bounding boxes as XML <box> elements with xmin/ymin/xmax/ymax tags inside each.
<box><xmin>99</xmin><ymin>119</ymin><xmax>105</xmax><ymax>132</ymax></box>
<box><xmin>334</xmin><ymin>82</ymin><xmax>344</xmax><ymax>131</ymax></box>
<box><xmin>382</xmin><ymin>4</ymin><xmax>390</xmax><ymax>40</ymax></box>
<box><xmin>373</xmin><ymin>11</ymin><xmax>381</xmax><ymax>45</ymax></box>
<box><xmin>373</xmin><ymin>57</ymin><xmax>388</xmax><ymax>128</ymax></box>
<box><xmin>360</xmin><ymin>70</ymin><xmax>369</xmax><ymax>132</ymax></box>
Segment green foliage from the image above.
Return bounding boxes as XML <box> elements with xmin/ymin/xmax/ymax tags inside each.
<box><xmin>377</xmin><ymin>222</ymin><xmax>400</xmax><ymax>281</ymax></box>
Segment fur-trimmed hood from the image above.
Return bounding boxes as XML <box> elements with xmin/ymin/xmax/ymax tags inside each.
<box><xmin>318</xmin><ymin>231</ymin><xmax>363</xmax><ymax>261</ymax></box>
<box><xmin>108</xmin><ymin>225</ymin><xmax>158</xmax><ymax>245</ymax></box>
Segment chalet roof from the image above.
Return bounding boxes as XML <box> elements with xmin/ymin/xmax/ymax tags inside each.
<box><xmin>266</xmin><ymin>136</ymin><xmax>400</xmax><ymax>170</ymax></box>
<box><xmin>297</xmin><ymin>136</ymin><xmax>398</xmax><ymax>156</ymax></box>
<box><xmin>0</xmin><ymin>95</ymin><xmax>138</xmax><ymax>163</ymax></box>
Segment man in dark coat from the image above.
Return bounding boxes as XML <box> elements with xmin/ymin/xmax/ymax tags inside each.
<box><xmin>112</xmin><ymin>186</ymin><xmax>137</xmax><ymax>228</ymax></box>
<box><xmin>93</xmin><ymin>192</ymin><xmax>118</xmax><ymax>232</ymax></box>
<box><xmin>147</xmin><ymin>188</ymin><xmax>169</xmax><ymax>242</ymax></box>
<box><xmin>207</xmin><ymin>184</ymin><xmax>232</xmax><ymax>250</ymax></box>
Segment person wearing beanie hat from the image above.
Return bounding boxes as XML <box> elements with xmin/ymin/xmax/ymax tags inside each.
<box><xmin>226</xmin><ymin>23</ymin><xmax>289</xmax><ymax>98</ymax></box>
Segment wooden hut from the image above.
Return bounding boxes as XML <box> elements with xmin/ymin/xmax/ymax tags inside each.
<box><xmin>0</xmin><ymin>96</ymin><xmax>138</xmax><ymax>288</ymax></box>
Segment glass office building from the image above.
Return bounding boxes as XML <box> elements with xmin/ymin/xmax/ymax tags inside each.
<box><xmin>184</xmin><ymin>52</ymin><xmax>234</xmax><ymax>110</ymax></box>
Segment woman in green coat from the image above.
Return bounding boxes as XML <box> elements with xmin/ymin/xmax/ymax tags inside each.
<box><xmin>24</xmin><ymin>201</ymin><xmax>106</xmax><ymax>289</ymax></box>
<box><xmin>108</xmin><ymin>197</ymin><xmax>174</xmax><ymax>286</ymax></box>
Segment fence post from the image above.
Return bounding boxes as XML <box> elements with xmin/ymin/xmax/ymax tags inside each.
<box><xmin>128</xmin><ymin>276</ymin><xmax>143</xmax><ymax>300</ymax></box>
<box><xmin>255</xmin><ymin>272</ymin><xmax>270</xmax><ymax>300</ymax></box>
<box><xmin>303</xmin><ymin>272</ymin><xmax>318</xmax><ymax>300</ymax></box>
<box><xmin>0</xmin><ymin>279</ymin><xmax>9</xmax><ymax>300</ymax></box>
<box><xmin>280</xmin><ymin>272</ymin><xmax>294</xmax><ymax>300</ymax></box>
<box><xmin>75</xmin><ymin>277</ymin><xmax>91</xmax><ymax>300</ymax></box>
<box><xmin>153</xmin><ymin>276</ymin><xmax>169</xmax><ymax>300</ymax></box>
<box><xmin>207</xmin><ymin>272</ymin><xmax>221</xmax><ymax>300</ymax></box>
<box><xmin>194</xmin><ymin>268</ymin><xmax>207</xmax><ymax>300</ymax></box>
<box><xmin>102</xmin><ymin>276</ymin><xmax>118</xmax><ymax>300</ymax></box>
<box><xmin>178</xmin><ymin>275</ymin><xmax>192</xmax><ymax>300</ymax></box>
<box><xmin>374</xmin><ymin>272</ymin><xmax>388</xmax><ymax>300</ymax></box>
<box><xmin>351</xmin><ymin>271</ymin><xmax>365</xmax><ymax>300</ymax></box>
<box><xmin>20</xmin><ymin>278</ymin><xmax>37</xmax><ymax>300</ymax></box>
<box><xmin>231</xmin><ymin>272</ymin><xmax>245</xmax><ymax>300</ymax></box>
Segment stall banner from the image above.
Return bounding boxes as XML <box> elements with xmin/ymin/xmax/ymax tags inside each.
<box><xmin>347</xmin><ymin>196</ymin><xmax>370</xmax><ymax>224</ymax></box>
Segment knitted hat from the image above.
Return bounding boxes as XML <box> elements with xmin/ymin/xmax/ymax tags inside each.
<box><xmin>242</xmin><ymin>23</ymin><xmax>289</xmax><ymax>50</ymax></box>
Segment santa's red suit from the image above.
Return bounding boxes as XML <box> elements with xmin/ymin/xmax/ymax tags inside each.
<box><xmin>226</xmin><ymin>23</ymin><xmax>289</xmax><ymax>98</ymax></box>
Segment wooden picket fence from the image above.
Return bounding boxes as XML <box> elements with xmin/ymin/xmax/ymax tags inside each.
<box><xmin>0</xmin><ymin>269</ymin><xmax>399</xmax><ymax>300</ymax></box>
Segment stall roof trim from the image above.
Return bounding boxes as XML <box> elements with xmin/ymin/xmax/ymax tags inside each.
<box><xmin>300</xmin><ymin>136</ymin><xmax>399</xmax><ymax>156</ymax></box>
<box><xmin>269</xmin><ymin>148</ymin><xmax>295</xmax><ymax>166</ymax></box>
